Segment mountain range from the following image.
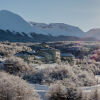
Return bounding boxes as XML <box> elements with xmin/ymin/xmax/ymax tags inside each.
<box><xmin>0</xmin><ymin>10</ymin><xmax>99</xmax><ymax>42</ymax></box>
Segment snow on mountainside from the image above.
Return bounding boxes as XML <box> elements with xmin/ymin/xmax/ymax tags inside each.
<box><xmin>30</xmin><ymin>22</ymin><xmax>85</xmax><ymax>37</ymax></box>
<box><xmin>86</xmin><ymin>28</ymin><xmax>100</xmax><ymax>40</ymax></box>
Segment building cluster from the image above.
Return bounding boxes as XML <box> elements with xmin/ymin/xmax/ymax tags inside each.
<box><xmin>13</xmin><ymin>42</ymin><xmax>91</xmax><ymax>64</ymax></box>
<box><xmin>0</xmin><ymin>42</ymin><xmax>92</xmax><ymax>64</ymax></box>
<box><xmin>14</xmin><ymin>43</ymin><xmax>61</xmax><ymax>64</ymax></box>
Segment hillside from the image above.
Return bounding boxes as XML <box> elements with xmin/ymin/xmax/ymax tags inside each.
<box><xmin>0</xmin><ymin>10</ymin><xmax>98</xmax><ymax>42</ymax></box>
<box><xmin>86</xmin><ymin>28</ymin><xmax>100</xmax><ymax>40</ymax></box>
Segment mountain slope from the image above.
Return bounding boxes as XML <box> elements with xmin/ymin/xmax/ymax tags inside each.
<box><xmin>0</xmin><ymin>10</ymin><xmax>96</xmax><ymax>42</ymax></box>
<box><xmin>30</xmin><ymin>22</ymin><xmax>85</xmax><ymax>37</ymax></box>
<box><xmin>86</xmin><ymin>28</ymin><xmax>100</xmax><ymax>40</ymax></box>
<box><xmin>0</xmin><ymin>10</ymin><xmax>35</xmax><ymax>34</ymax></box>
<box><xmin>0</xmin><ymin>29</ymin><xmax>82</xmax><ymax>42</ymax></box>
<box><xmin>0</xmin><ymin>10</ymin><xmax>85</xmax><ymax>37</ymax></box>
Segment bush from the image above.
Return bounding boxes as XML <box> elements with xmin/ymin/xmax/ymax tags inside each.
<box><xmin>0</xmin><ymin>42</ymin><xmax>32</xmax><ymax>57</ymax></box>
<box><xmin>2</xmin><ymin>56</ymin><xmax>36</xmax><ymax>76</ymax></box>
<box><xmin>0</xmin><ymin>71</ymin><xmax>41</xmax><ymax>100</ymax></box>
<box><xmin>43</xmin><ymin>65</ymin><xmax>78</xmax><ymax>85</ymax></box>
<box><xmin>46</xmin><ymin>65</ymin><xmax>74</xmax><ymax>80</ymax></box>
<box><xmin>83</xmin><ymin>89</ymin><xmax>100</xmax><ymax>100</ymax></box>
<box><xmin>23</xmin><ymin>65</ymin><xmax>78</xmax><ymax>85</ymax></box>
<box><xmin>77</xmin><ymin>70</ymin><xmax>96</xmax><ymax>86</ymax></box>
<box><xmin>23</xmin><ymin>64</ymin><xmax>97</xmax><ymax>86</ymax></box>
<box><xmin>23</xmin><ymin>71</ymin><xmax>44</xmax><ymax>84</ymax></box>
<box><xmin>43</xmin><ymin>64</ymin><xmax>97</xmax><ymax>86</ymax></box>
<box><xmin>47</xmin><ymin>83</ymin><xmax>83</xmax><ymax>100</ymax></box>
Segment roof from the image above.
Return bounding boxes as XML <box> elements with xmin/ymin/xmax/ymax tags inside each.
<box><xmin>61</xmin><ymin>53</ymin><xmax>74</xmax><ymax>57</ymax></box>
<box><xmin>15</xmin><ymin>51</ymin><xmax>33</xmax><ymax>56</ymax></box>
<box><xmin>66</xmin><ymin>47</ymin><xmax>81</xmax><ymax>51</ymax></box>
<box><xmin>40</xmin><ymin>48</ymin><xmax>59</xmax><ymax>51</ymax></box>
<box><xmin>35</xmin><ymin>56</ymin><xmax>45</xmax><ymax>59</ymax></box>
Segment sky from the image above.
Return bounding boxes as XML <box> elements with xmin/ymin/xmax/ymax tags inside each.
<box><xmin>0</xmin><ymin>0</ymin><xmax>100</xmax><ymax>31</ymax></box>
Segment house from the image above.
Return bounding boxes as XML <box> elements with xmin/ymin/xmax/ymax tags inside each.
<box><xmin>61</xmin><ymin>53</ymin><xmax>75</xmax><ymax>60</ymax></box>
<box><xmin>15</xmin><ymin>51</ymin><xmax>35</xmax><ymax>63</ymax></box>
<box><xmin>30</xmin><ymin>42</ymin><xmax>49</xmax><ymax>52</ymax></box>
<box><xmin>61</xmin><ymin>53</ymin><xmax>75</xmax><ymax>65</ymax></box>
<box><xmin>37</xmin><ymin>48</ymin><xmax>61</xmax><ymax>63</ymax></box>
<box><xmin>40</xmin><ymin>42</ymin><xmax>49</xmax><ymax>48</ymax></box>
